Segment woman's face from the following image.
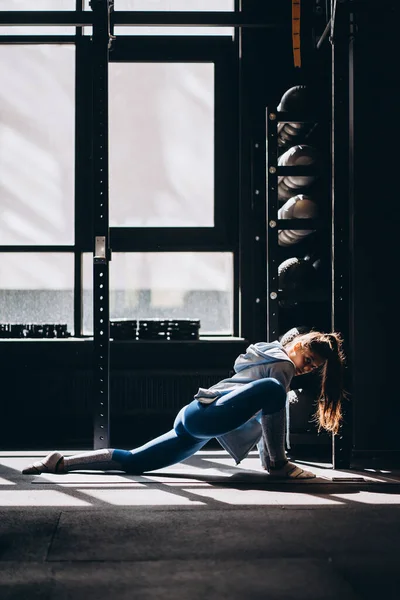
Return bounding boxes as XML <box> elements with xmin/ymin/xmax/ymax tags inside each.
<box><xmin>288</xmin><ymin>342</ymin><xmax>324</xmax><ymax>375</ymax></box>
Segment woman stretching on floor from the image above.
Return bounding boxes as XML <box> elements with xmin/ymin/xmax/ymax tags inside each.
<box><xmin>22</xmin><ymin>329</ymin><xmax>346</xmax><ymax>479</ymax></box>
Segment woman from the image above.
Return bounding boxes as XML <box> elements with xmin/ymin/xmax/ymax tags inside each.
<box><xmin>22</xmin><ymin>330</ymin><xmax>347</xmax><ymax>479</ymax></box>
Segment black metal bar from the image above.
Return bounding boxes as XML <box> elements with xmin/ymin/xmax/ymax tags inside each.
<box><xmin>113</xmin><ymin>11</ymin><xmax>290</xmax><ymax>28</ymax></box>
<box><xmin>0</xmin><ymin>36</ymin><xmax>76</xmax><ymax>44</ymax></box>
<box><xmin>277</xmin><ymin>219</ymin><xmax>326</xmax><ymax>230</ymax></box>
<box><xmin>231</xmin><ymin>24</ymin><xmax>240</xmax><ymax>338</ymax></box>
<box><xmin>76</xmin><ymin>0</ymin><xmax>84</xmax><ymax>38</ymax></box>
<box><xmin>266</xmin><ymin>108</ymin><xmax>279</xmax><ymax>341</ymax></box>
<box><xmin>0</xmin><ymin>11</ymin><xmax>90</xmax><ymax>26</ymax></box>
<box><xmin>277</xmin><ymin>166</ymin><xmax>321</xmax><ymax>176</ymax></box>
<box><xmin>0</xmin><ymin>246</ymin><xmax>75</xmax><ymax>252</ymax></box>
<box><xmin>276</xmin><ymin>111</ymin><xmax>323</xmax><ymax>123</ymax></box>
<box><xmin>74</xmin><ymin>252</ymin><xmax>83</xmax><ymax>338</ymax></box>
<box><xmin>0</xmin><ymin>10</ymin><xmax>290</xmax><ymax>28</ymax></box>
<box><xmin>91</xmin><ymin>0</ymin><xmax>112</xmax><ymax>450</ymax></box>
<box><xmin>248</xmin><ymin>127</ymin><xmax>268</xmax><ymax>341</ymax></box>
<box><xmin>278</xmin><ymin>289</ymin><xmax>330</xmax><ymax>303</ymax></box>
<box><xmin>109</xmin><ymin>36</ymin><xmax>233</xmax><ymax>61</ymax></box>
<box><xmin>109</xmin><ymin>228</ymin><xmax>235</xmax><ymax>253</ymax></box>
<box><xmin>331</xmin><ymin>0</ymin><xmax>353</xmax><ymax>470</ymax></box>
<box><xmin>237</xmin><ymin>22</ymin><xmax>253</xmax><ymax>342</ymax></box>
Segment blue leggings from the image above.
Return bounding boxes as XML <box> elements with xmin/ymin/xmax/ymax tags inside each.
<box><xmin>113</xmin><ymin>378</ymin><xmax>286</xmax><ymax>473</ymax></box>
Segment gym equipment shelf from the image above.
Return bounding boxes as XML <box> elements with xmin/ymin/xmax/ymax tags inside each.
<box><xmin>266</xmin><ymin>108</ymin><xmax>329</xmax><ymax>341</ymax></box>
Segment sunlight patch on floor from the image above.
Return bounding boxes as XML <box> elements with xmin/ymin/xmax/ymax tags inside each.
<box><xmin>77</xmin><ymin>488</ymin><xmax>205</xmax><ymax>506</ymax></box>
<box><xmin>331</xmin><ymin>492</ymin><xmax>400</xmax><ymax>504</ymax></box>
<box><xmin>182</xmin><ymin>488</ymin><xmax>344</xmax><ymax>505</ymax></box>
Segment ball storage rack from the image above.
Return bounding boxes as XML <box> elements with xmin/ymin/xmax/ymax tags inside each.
<box><xmin>265</xmin><ymin>1</ymin><xmax>354</xmax><ymax>469</ymax></box>
<box><xmin>266</xmin><ymin>106</ymin><xmax>322</xmax><ymax>342</ymax></box>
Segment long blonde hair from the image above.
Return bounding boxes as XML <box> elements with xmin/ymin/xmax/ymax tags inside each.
<box><xmin>284</xmin><ymin>331</ymin><xmax>347</xmax><ymax>434</ymax></box>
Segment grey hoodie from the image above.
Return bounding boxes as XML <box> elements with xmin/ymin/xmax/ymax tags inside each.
<box><xmin>193</xmin><ymin>341</ymin><xmax>296</xmax><ymax>464</ymax></box>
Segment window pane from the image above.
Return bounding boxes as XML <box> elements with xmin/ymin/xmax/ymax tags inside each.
<box><xmin>112</xmin><ymin>1</ymin><xmax>234</xmax><ymax>36</ymax></box>
<box><xmin>85</xmin><ymin>0</ymin><xmax>234</xmax><ymax>10</ymax></box>
<box><xmin>109</xmin><ymin>63</ymin><xmax>214</xmax><ymax>227</ymax></box>
<box><xmin>0</xmin><ymin>0</ymin><xmax>75</xmax><ymax>8</ymax></box>
<box><xmin>84</xmin><ymin>0</ymin><xmax>235</xmax><ymax>35</ymax></box>
<box><xmin>0</xmin><ymin>27</ymin><xmax>75</xmax><ymax>35</ymax></box>
<box><xmin>0</xmin><ymin>253</ymin><xmax>74</xmax><ymax>334</ymax></box>
<box><xmin>0</xmin><ymin>46</ymin><xmax>75</xmax><ymax>245</ymax></box>
<box><xmin>113</xmin><ymin>28</ymin><xmax>233</xmax><ymax>36</ymax></box>
<box><xmin>115</xmin><ymin>0</ymin><xmax>234</xmax><ymax>9</ymax></box>
<box><xmin>83</xmin><ymin>252</ymin><xmax>233</xmax><ymax>335</ymax></box>
<box><xmin>0</xmin><ymin>0</ymin><xmax>75</xmax><ymax>34</ymax></box>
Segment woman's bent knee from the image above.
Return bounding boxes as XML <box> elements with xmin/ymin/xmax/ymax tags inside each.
<box><xmin>256</xmin><ymin>378</ymin><xmax>286</xmax><ymax>413</ymax></box>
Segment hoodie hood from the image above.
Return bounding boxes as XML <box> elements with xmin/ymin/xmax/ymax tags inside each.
<box><xmin>233</xmin><ymin>341</ymin><xmax>294</xmax><ymax>374</ymax></box>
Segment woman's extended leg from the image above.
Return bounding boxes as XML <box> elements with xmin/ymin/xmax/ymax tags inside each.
<box><xmin>21</xmin><ymin>431</ymin><xmax>208</xmax><ymax>476</ymax></box>
<box><xmin>22</xmin><ymin>377</ymin><xmax>286</xmax><ymax>475</ymax></box>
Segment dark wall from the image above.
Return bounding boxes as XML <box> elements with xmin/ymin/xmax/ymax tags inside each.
<box><xmin>0</xmin><ymin>339</ymin><xmax>330</xmax><ymax>453</ymax></box>
<box><xmin>0</xmin><ymin>340</ymin><xmax>247</xmax><ymax>450</ymax></box>
<box><xmin>351</xmin><ymin>0</ymin><xmax>399</xmax><ymax>451</ymax></box>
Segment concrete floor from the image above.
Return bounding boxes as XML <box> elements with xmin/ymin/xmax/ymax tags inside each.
<box><xmin>1</xmin><ymin>450</ymin><xmax>400</xmax><ymax>599</ymax></box>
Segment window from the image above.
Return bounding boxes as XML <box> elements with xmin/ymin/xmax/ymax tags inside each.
<box><xmin>0</xmin><ymin>253</ymin><xmax>74</xmax><ymax>333</ymax></box>
<box><xmin>0</xmin><ymin>45</ymin><xmax>75</xmax><ymax>245</ymax></box>
<box><xmin>109</xmin><ymin>62</ymin><xmax>214</xmax><ymax>227</ymax></box>
<box><xmin>83</xmin><ymin>252</ymin><xmax>233</xmax><ymax>334</ymax></box>
<box><xmin>0</xmin><ymin>0</ymin><xmax>75</xmax><ymax>7</ymax></box>
<box><xmin>111</xmin><ymin>0</ymin><xmax>234</xmax><ymax>10</ymax></box>
<box><xmin>0</xmin><ymin>8</ymin><xmax>238</xmax><ymax>338</ymax></box>
<box><xmin>84</xmin><ymin>0</ymin><xmax>235</xmax><ymax>36</ymax></box>
<box><xmin>0</xmin><ymin>0</ymin><xmax>75</xmax><ymax>35</ymax></box>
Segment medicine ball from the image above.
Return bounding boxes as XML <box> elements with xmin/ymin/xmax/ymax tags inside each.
<box><xmin>277</xmin><ymin>85</ymin><xmax>316</xmax><ymax>152</ymax></box>
<box><xmin>278</xmin><ymin>256</ymin><xmax>319</xmax><ymax>307</ymax></box>
<box><xmin>278</xmin><ymin>145</ymin><xmax>319</xmax><ymax>201</ymax></box>
<box><xmin>278</xmin><ymin>85</ymin><xmax>311</xmax><ymax>113</ymax></box>
<box><xmin>278</xmin><ymin>194</ymin><xmax>318</xmax><ymax>246</ymax></box>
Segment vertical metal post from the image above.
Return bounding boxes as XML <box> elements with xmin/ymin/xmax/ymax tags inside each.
<box><xmin>91</xmin><ymin>0</ymin><xmax>113</xmax><ymax>449</ymax></box>
<box><xmin>265</xmin><ymin>108</ymin><xmax>279</xmax><ymax>342</ymax></box>
<box><xmin>238</xmin><ymin>28</ymin><xmax>268</xmax><ymax>343</ymax></box>
<box><xmin>331</xmin><ymin>0</ymin><xmax>353</xmax><ymax>469</ymax></box>
<box><xmin>250</xmin><ymin>117</ymin><xmax>268</xmax><ymax>343</ymax></box>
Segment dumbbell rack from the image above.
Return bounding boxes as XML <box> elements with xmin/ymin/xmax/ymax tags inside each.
<box><xmin>265</xmin><ymin>108</ymin><xmax>323</xmax><ymax>341</ymax></box>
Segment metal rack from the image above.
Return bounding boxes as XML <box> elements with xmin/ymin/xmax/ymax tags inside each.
<box><xmin>265</xmin><ymin>0</ymin><xmax>354</xmax><ymax>469</ymax></box>
<box><xmin>266</xmin><ymin>109</ymin><xmax>323</xmax><ymax>342</ymax></box>
<box><xmin>265</xmin><ymin>106</ymin><xmax>331</xmax><ymax>456</ymax></box>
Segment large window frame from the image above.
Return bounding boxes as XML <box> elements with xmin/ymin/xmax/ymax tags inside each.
<box><xmin>0</xmin><ymin>26</ymin><xmax>240</xmax><ymax>338</ymax></box>
<box><xmin>77</xmin><ymin>34</ymin><xmax>240</xmax><ymax>336</ymax></box>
